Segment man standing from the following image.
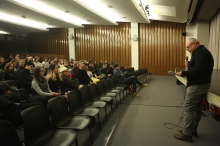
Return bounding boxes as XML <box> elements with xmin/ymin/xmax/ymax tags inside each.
<box><xmin>174</xmin><ymin>38</ymin><xmax>214</xmax><ymax>142</ymax></box>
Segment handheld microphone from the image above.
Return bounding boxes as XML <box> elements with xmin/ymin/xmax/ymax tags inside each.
<box><xmin>186</xmin><ymin>56</ymin><xmax>188</xmax><ymax>61</ymax></box>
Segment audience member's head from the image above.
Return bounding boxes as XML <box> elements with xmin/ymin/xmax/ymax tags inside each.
<box><xmin>25</xmin><ymin>61</ymin><xmax>35</xmax><ymax>71</ymax></box>
<box><xmin>0</xmin><ymin>56</ymin><xmax>5</xmax><ymax>64</ymax></box>
<box><xmin>59</xmin><ymin>65</ymin><xmax>68</xmax><ymax>77</ymax></box>
<box><xmin>102</xmin><ymin>62</ymin><xmax>108</xmax><ymax>68</ymax></box>
<box><xmin>47</xmin><ymin>64</ymin><xmax>62</xmax><ymax>81</ymax></box>
<box><xmin>19</xmin><ymin>59</ymin><xmax>25</xmax><ymax>67</ymax></box>
<box><xmin>78</xmin><ymin>60</ymin><xmax>85</xmax><ymax>68</ymax></box>
<box><xmin>33</xmin><ymin>66</ymin><xmax>45</xmax><ymax>82</ymax></box>
<box><xmin>114</xmin><ymin>63</ymin><xmax>120</xmax><ymax>69</ymax></box>
<box><xmin>4</xmin><ymin>62</ymin><xmax>14</xmax><ymax>72</ymax></box>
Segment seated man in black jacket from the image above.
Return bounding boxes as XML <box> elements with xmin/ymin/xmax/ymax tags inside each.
<box><xmin>17</xmin><ymin>61</ymin><xmax>34</xmax><ymax>92</ymax></box>
<box><xmin>76</xmin><ymin>60</ymin><xmax>93</xmax><ymax>85</ymax></box>
<box><xmin>59</xmin><ymin>65</ymin><xmax>83</xmax><ymax>91</ymax></box>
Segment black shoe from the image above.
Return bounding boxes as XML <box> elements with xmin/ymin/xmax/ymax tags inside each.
<box><xmin>179</xmin><ymin>129</ymin><xmax>198</xmax><ymax>137</ymax></box>
<box><xmin>173</xmin><ymin>133</ymin><xmax>193</xmax><ymax>142</ymax></box>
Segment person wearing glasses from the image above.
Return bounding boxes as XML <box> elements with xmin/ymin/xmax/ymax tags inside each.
<box><xmin>174</xmin><ymin>38</ymin><xmax>214</xmax><ymax>142</ymax></box>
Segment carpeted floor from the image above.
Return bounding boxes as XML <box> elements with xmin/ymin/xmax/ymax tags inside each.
<box><xmin>107</xmin><ymin>76</ymin><xmax>220</xmax><ymax>146</ymax></box>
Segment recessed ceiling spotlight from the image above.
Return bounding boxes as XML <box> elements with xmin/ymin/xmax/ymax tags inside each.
<box><xmin>123</xmin><ymin>17</ymin><xmax>126</xmax><ymax>18</ymax></box>
<box><xmin>65</xmin><ymin>11</ymin><xmax>69</xmax><ymax>13</ymax></box>
<box><xmin>87</xmin><ymin>20</ymin><xmax>91</xmax><ymax>22</ymax></box>
<box><xmin>22</xmin><ymin>15</ymin><xmax>26</xmax><ymax>18</ymax></box>
<box><xmin>108</xmin><ymin>6</ymin><xmax>113</xmax><ymax>8</ymax></box>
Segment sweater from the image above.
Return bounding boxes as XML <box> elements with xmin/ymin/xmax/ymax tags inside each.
<box><xmin>32</xmin><ymin>77</ymin><xmax>52</xmax><ymax>97</ymax></box>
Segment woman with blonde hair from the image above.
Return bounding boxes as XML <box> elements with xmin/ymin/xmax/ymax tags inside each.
<box><xmin>4</xmin><ymin>62</ymin><xmax>17</xmax><ymax>80</ymax></box>
<box><xmin>46</xmin><ymin>64</ymin><xmax>65</xmax><ymax>95</ymax></box>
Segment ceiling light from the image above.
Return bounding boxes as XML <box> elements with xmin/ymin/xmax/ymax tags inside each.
<box><xmin>11</xmin><ymin>0</ymin><xmax>84</xmax><ymax>27</ymax></box>
<box><xmin>0</xmin><ymin>12</ymin><xmax>50</xmax><ymax>30</ymax></box>
<box><xmin>0</xmin><ymin>30</ymin><xmax>9</xmax><ymax>34</ymax></box>
<box><xmin>74</xmin><ymin>0</ymin><xmax>118</xmax><ymax>24</ymax></box>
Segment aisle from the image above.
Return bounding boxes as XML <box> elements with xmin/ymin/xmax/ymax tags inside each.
<box><xmin>107</xmin><ymin>76</ymin><xmax>220</xmax><ymax>146</ymax></box>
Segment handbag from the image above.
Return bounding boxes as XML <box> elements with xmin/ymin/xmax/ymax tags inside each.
<box><xmin>129</xmin><ymin>87</ymin><xmax>134</xmax><ymax>95</ymax></box>
<box><xmin>210</xmin><ymin>104</ymin><xmax>220</xmax><ymax>121</ymax></box>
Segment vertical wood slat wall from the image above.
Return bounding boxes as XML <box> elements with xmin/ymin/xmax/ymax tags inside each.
<box><xmin>75</xmin><ymin>22</ymin><xmax>131</xmax><ymax>68</ymax></box>
<box><xmin>139</xmin><ymin>21</ymin><xmax>186</xmax><ymax>75</ymax></box>
<box><xmin>28</xmin><ymin>28</ymin><xmax>69</xmax><ymax>59</ymax></box>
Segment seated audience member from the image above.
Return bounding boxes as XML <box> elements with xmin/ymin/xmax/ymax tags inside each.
<box><xmin>3</xmin><ymin>62</ymin><xmax>17</xmax><ymax>80</ymax></box>
<box><xmin>59</xmin><ymin>65</ymin><xmax>83</xmax><ymax>91</ymax></box>
<box><xmin>32</xmin><ymin>66</ymin><xmax>60</xmax><ymax>101</ymax></box>
<box><xmin>84</xmin><ymin>63</ymin><xmax>100</xmax><ymax>84</ymax></box>
<box><xmin>99</xmin><ymin>62</ymin><xmax>112</xmax><ymax>78</ymax></box>
<box><xmin>42</xmin><ymin>57</ymin><xmax>50</xmax><ymax>69</ymax></box>
<box><xmin>108</xmin><ymin>63</ymin><xmax>115</xmax><ymax>76</ymax></box>
<box><xmin>46</xmin><ymin>64</ymin><xmax>65</xmax><ymax>95</ymax></box>
<box><xmin>76</xmin><ymin>61</ymin><xmax>93</xmax><ymax>85</ymax></box>
<box><xmin>16</xmin><ymin>59</ymin><xmax>25</xmax><ymax>75</ymax></box>
<box><xmin>7</xmin><ymin>54</ymin><xmax>14</xmax><ymax>63</ymax></box>
<box><xmin>113</xmin><ymin>64</ymin><xmax>148</xmax><ymax>97</ymax></box>
<box><xmin>34</xmin><ymin>56</ymin><xmax>42</xmax><ymax>67</ymax></box>
<box><xmin>0</xmin><ymin>56</ymin><xmax>6</xmax><ymax>70</ymax></box>
<box><xmin>17</xmin><ymin>61</ymin><xmax>35</xmax><ymax>92</ymax></box>
<box><xmin>27</xmin><ymin>56</ymin><xmax>33</xmax><ymax>62</ymax></box>
<box><xmin>0</xmin><ymin>81</ymin><xmax>44</xmax><ymax>127</ymax></box>
<box><xmin>71</xmin><ymin>61</ymin><xmax>79</xmax><ymax>77</ymax></box>
<box><xmin>63</xmin><ymin>61</ymin><xmax>71</xmax><ymax>69</ymax></box>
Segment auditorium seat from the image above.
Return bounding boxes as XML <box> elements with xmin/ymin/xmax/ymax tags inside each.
<box><xmin>48</xmin><ymin>96</ymin><xmax>93</xmax><ymax>144</ymax></box>
<box><xmin>0</xmin><ymin>120</ymin><xmax>23</xmax><ymax>146</ymax></box>
<box><xmin>89</xmin><ymin>83</ymin><xmax>113</xmax><ymax>114</ymax></box>
<box><xmin>21</xmin><ymin>105</ymin><xmax>78</xmax><ymax>146</ymax></box>
<box><xmin>67</xmin><ymin>90</ymin><xmax>102</xmax><ymax>131</ymax></box>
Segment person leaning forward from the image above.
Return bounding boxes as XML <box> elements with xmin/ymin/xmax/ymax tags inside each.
<box><xmin>174</xmin><ymin>38</ymin><xmax>214</xmax><ymax>142</ymax></box>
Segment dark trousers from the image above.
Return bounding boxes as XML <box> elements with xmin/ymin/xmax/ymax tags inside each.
<box><xmin>120</xmin><ymin>76</ymin><xmax>142</xmax><ymax>92</ymax></box>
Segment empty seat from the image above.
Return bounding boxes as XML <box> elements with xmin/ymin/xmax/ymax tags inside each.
<box><xmin>21</xmin><ymin>105</ymin><xmax>78</xmax><ymax>146</ymax></box>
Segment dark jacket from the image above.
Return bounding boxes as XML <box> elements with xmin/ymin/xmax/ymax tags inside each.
<box><xmin>16</xmin><ymin>66</ymin><xmax>24</xmax><ymax>75</ymax></box>
<box><xmin>48</xmin><ymin>77</ymin><xmax>65</xmax><ymax>95</ymax></box>
<box><xmin>76</xmin><ymin>68</ymin><xmax>93</xmax><ymax>84</ymax></box>
<box><xmin>182</xmin><ymin>45</ymin><xmax>214</xmax><ymax>87</ymax></box>
<box><xmin>113</xmin><ymin>69</ymin><xmax>126</xmax><ymax>83</ymax></box>
<box><xmin>0</xmin><ymin>82</ymin><xmax>20</xmax><ymax>103</ymax></box>
<box><xmin>4</xmin><ymin>71</ymin><xmax>17</xmax><ymax>80</ymax></box>
<box><xmin>62</xmin><ymin>76</ymin><xmax>78</xmax><ymax>91</ymax></box>
<box><xmin>17</xmin><ymin>68</ymin><xmax>33</xmax><ymax>90</ymax></box>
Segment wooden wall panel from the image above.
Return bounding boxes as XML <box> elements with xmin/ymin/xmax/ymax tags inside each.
<box><xmin>139</xmin><ymin>21</ymin><xmax>186</xmax><ymax>75</ymax></box>
<box><xmin>75</xmin><ymin>22</ymin><xmax>131</xmax><ymax>68</ymax></box>
<box><xmin>28</xmin><ymin>28</ymin><xmax>69</xmax><ymax>59</ymax></box>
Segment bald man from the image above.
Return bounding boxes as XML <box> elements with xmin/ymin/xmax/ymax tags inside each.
<box><xmin>174</xmin><ymin>38</ymin><xmax>214</xmax><ymax>142</ymax></box>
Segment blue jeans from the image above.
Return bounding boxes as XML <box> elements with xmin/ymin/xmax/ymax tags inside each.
<box><xmin>183</xmin><ymin>83</ymin><xmax>210</xmax><ymax>136</ymax></box>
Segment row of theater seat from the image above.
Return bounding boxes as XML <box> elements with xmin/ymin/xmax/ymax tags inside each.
<box><xmin>0</xmin><ymin>68</ymin><xmax>151</xmax><ymax>146</ymax></box>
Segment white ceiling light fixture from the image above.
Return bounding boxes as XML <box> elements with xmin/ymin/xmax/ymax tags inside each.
<box><xmin>74</xmin><ymin>0</ymin><xmax>118</xmax><ymax>24</ymax></box>
<box><xmin>0</xmin><ymin>30</ymin><xmax>9</xmax><ymax>34</ymax></box>
<box><xmin>0</xmin><ymin>12</ymin><xmax>50</xmax><ymax>31</ymax></box>
<box><xmin>10</xmin><ymin>0</ymin><xmax>85</xmax><ymax>27</ymax></box>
